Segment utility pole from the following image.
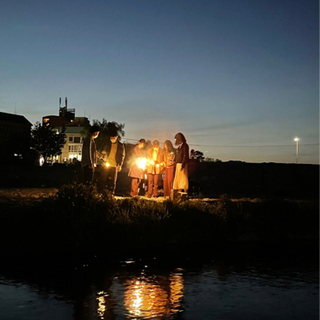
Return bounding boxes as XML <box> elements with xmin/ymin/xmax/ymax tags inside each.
<box><xmin>294</xmin><ymin>137</ymin><xmax>299</xmax><ymax>163</ymax></box>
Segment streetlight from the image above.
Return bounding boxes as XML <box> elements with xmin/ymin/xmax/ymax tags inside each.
<box><xmin>294</xmin><ymin>137</ymin><xmax>299</xmax><ymax>163</ymax></box>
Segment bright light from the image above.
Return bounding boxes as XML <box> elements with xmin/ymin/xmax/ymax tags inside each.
<box><xmin>136</xmin><ymin>157</ymin><xmax>147</xmax><ymax>170</ymax></box>
<box><xmin>294</xmin><ymin>137</ymin><xmax>300</xmax><ymax>163</ymax></box>
<box><xmin>104</xmin><ymin>162</ymin><xmax>110</xmax><ymax>168</ymax></box>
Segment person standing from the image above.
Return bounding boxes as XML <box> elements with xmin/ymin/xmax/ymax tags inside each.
<box><xmin>128</xmin><ymin>139</ymin><xmax>146</xmax><ymax>197</ymax></box>
<box><xmin>81</xmin><ymin>125</ymin><xmax>100</xmax><ymax>183</ymax></box>
<box><xmin>146</xmin><ymin>140</ymin><xmax>164</xmax><ymax>198</ymax></box>
<box><xmin>173</xmin><ymin>132</ymin><xmax>189</xmax><ymax>194</ymax></box>
<box><xmin>162</xmin><ymin>140</ymin><xmax>176</xmax><ymax>198</ymax></box>
<box><xmin>101</xmin><ymin>129</ymin><xmax>125</xmax><ymax>195</ymax></box>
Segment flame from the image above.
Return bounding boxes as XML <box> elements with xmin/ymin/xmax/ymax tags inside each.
<box><xmin>105</xmin><ymin>162</ymin><xmax>110</xmax><ymax>168</ymax></box>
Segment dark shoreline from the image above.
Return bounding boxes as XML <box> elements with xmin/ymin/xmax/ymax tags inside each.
<box><xmin>0</xmin><ymin>161</ymin><xmax>318</xmax><ymax>271</ymax></box>
<box><xmin>0</xmin><ymin>184</ymin><xmax>318</xmax><ymax>271</ymax></box>
<box><xmin>1</xmin><ymin>161</ymin><xmax>319</xmax><ymax>200</ymax></box>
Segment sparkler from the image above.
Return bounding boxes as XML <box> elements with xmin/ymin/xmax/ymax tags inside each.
<box><xmin>136</xmin><ymin>157</ymin><xmax>148</xmax><ymax>170</ymax></box>
<box><xmin>135</xmin><ymin>158</ymin><xmax>162</xmax><ymax>174</ymax></box>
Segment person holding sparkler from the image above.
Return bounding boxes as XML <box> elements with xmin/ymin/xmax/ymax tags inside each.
<box><xmin>101</xmin><ymin>129</ymin><xmax>125</xmax><ymax>195</ymax></box>
<box><xmin>146</xmin><ymin>140</ymin><xmax>164</xmax><ymax>198</ymax></box>
<box><xmin>128</xmin><ymin>139</ymin><xmax>146</xmax><ymax>197</ymax></box>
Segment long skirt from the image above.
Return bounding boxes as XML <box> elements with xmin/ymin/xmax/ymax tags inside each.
<box><xmin>173</xmin><ymin>163</ymin><xmax>188</xmax><ymax>191</ymax></box>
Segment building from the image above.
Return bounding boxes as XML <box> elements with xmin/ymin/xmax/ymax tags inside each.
<box><xmin>58</xmin><ymin>126</ymin><xmax>84</xmax><ymax>163</ymax></box>
<box><xmin>0</xmin><ymin>111</ymin><xmax>32</xmax><ymax>163</ymax></box>
<box><xmin>42</xmin><ymin>98</ymin><xmax>90</xmax><ymax>163</ymax></box>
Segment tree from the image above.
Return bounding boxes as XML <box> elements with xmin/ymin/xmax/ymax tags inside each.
<box><xmin>31</xmin><ymin>122</ymin><xmax>66</xmax><ymax>164</ymax></box>
<box><xmin>190</xmin><ymin>149</ymin><xmax>205</xmax><ymax>162</ymax></box>
<box><xmin>91</xmin><ymin>119</ymin><xmax>125</xmax><ymax>152</ymax></box>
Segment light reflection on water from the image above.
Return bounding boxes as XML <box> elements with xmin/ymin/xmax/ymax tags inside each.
<box><xmin>0</xmin><ymin>256</ymin><xmax>318</xmax><ymax>320</ymax></box>
<box><xmin>94</xmin><ymin>268</ymin><xmax>184</xmax><ymax>319</ymax></box>
<box><xmin>121</xmin><ymin>270</ymin><xmax>184</xmax><ymax>319</ymax></box>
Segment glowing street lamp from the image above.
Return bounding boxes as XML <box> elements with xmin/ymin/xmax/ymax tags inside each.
<box><xmin>294</xmin><ymin>137</ymin><xmax>299</xmax><ymax>163</ymax></box>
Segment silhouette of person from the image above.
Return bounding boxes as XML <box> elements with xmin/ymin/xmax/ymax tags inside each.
<box><xmin>81</xmin><ymin>125</ymin><xmax>100</xmax><ymax>183</ymax></box>
<box><xmin>173</xmin><ymin>132</ymin><xmax>189</xmax><ymax>194</ymax></box>
<box><xmin>101</xmin><ymin>129</ymin><xmax>125</xmax><ymax>195</ymax></box>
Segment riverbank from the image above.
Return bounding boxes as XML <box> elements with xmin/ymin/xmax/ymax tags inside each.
<box><xmin>1</xmin><ymin>161</ymin><xmax>319</xmax><ymax>199</ymax></box>
<box><xmin>0</xmin><ymin>184</ymin><xmax>318</xmax><ymax>268</ymax></box>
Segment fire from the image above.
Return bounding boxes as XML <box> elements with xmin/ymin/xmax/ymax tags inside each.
<box><xmin>104</xmin><ymin>161</ymin><xmax>110</xmax><ymax>168</ymax></box>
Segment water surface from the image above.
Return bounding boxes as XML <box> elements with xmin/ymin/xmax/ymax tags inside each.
<box><xmin>0</xmin><ymin>252</ymin><xmax>318</xmax><ymax>319</ymax></box>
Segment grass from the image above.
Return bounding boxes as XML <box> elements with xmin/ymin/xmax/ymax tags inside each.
<box><xmin>0</xmin><ymin>184</ymin><xmax>318</xmax><ymax>266</ymax></box>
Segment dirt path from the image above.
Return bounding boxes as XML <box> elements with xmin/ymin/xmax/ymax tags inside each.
<box><xmin>0</xmin><ymin>188</ymin><xmax>263</xmax><ymax>204</ymax></box>
<box><xmin>0</xmin><ymin>188</ymin><xmax>59</xmax><ymax>204</ymax></box>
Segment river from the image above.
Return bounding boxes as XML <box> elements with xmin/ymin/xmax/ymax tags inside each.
<box><xmin>0</xmin><ymin>249</ymin><xmax>318</xmax><ymax>320</ymax></box>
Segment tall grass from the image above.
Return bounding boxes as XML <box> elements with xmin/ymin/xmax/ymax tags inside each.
<box><xmin>0</xmin><ymin>184</ymin><xmax>318</xmax><ymax>265</ymax></box>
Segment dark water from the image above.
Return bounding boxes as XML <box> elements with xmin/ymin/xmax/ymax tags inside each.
<box><xmin>0</xmin><ymin>251</ymin><xmax>318</xmax><ymax>320</ymax></box>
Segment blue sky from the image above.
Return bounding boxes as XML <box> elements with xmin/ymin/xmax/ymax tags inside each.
<box><xmin>1</xmin><ymin>0</ymin><xmax>318</xmax><ymax>164</ymax></box>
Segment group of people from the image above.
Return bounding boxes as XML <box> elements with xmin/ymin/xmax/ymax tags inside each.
<box><xmin>81</xmin><ymin>125</ymin><xmax>125</xmax><ymax>194</ymax></box>
<box><xmin>128</xmin><ymin>133</ymin><xmax>189</xmax><ymax>198</ymax></box>
<box><xmin>81</xmin><ymin>125</ymin><xmax>189</xmax><ymax>198</ymax></box>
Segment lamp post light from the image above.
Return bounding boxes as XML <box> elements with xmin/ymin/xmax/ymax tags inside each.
<box><xmin>294</xmin><ymin>137</ymin><xmax>299</xmax><ymax>163</ymax></box>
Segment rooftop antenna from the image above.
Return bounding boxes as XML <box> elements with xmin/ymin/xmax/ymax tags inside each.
<box><xmin>65</xmin><ymin>97</ymin><xmax>68</xmax><ymax>108</ymax></box>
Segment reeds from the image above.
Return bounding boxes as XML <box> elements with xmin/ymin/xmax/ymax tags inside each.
<box><xmin>0</xmin><ymin>184</ymin><xmax>318</xmax><ymax>265</ymax></box>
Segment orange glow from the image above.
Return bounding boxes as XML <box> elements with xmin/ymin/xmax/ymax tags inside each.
<box><xmin>97</xmin><ymin>293</ymin><xmax>106</xmax><ymax>318</ymax></box>
<box><xmin>104</xmin><ymin>162</ymin><xmax>110</xmax><ymax>168</ymax></box>
<box><xmin>136</xmin><ymin>157</ymin><xmax>148</xmax><ymax>170</ymax></box>
<box><xmin>123</xmin><ymin>272</ymin><xmax>184</xmax><ymax>318</ymax></box>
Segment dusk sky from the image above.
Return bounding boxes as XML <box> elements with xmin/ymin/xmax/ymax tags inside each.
<box><xmin>1</xmin><ymin>0</ymin><xmax>318</xmax><ymax>164</ymax></box>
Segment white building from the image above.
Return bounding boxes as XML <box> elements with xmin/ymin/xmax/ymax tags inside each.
<box><xmin>42</xmin><ymin>98</ymin><xmax>90</xmax><ymax>164</ymax></box>
<box><xmin>58</xmin><ymin>126</ymin><xmax>84</xmax><ymax>163</ymax></box>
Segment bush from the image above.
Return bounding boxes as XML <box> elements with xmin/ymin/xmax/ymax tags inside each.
<box><xmin>0</xmin><ymin>185</ymin><xmax>317</xmax><ymax>265</ymax></box>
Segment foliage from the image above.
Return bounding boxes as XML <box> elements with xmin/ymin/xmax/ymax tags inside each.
<box><xmin>31</xmin><ymin>122</ymin><xmax>66</xmax><ymax>164</ymax></box>
<box><xmin>0</xmin><ymin>183</ymin><xmax>318</xmax><ymax>266</ymax></box>
<box><xmin>91</xmin><ymin>119</ymin><xmax>125</xmax><ymax>152</ymax></box>
<box><xmin>190</xmin><ymin>149</ymin><xmax>205</xmax><ymax>162</ymax></box>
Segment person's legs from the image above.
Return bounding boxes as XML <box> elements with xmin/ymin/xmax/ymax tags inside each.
<box><xmin>105</xmin><ymin>167</ymin><xmax>116</xmax><ymax>194</ymax></box>
<box><xmin>163</xmin><ymin>169</ymin><xmax>169</xmax><ymax>197</ymax></box>
<box><xmin>131</xmin><ymin>178</ymin><xmax>139</xmax><ymax>196</ymax></box>
<box><xmin>167</xmin><ymin>167</ymin><xmax>175</xmax><ymax>196</ymax></box>
<box><xmin>147</xmin><ymin>173</ymin><xmax>153</xmax><ymax>197</ymax></box>
<box><xmin>112</xmin><ymin>168</ymin><xmax>118</xmax><ymax>195</ymax></box>
<box><xmin>153</xmin><ymin>174</ymin><xmax>159</xmax><ymax>197</ymax></box>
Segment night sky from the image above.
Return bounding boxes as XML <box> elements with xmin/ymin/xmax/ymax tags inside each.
<box><xmin>1</xmin><ymin>0</ymin><xmax>318</xmax><ymax>164</ymax></box>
